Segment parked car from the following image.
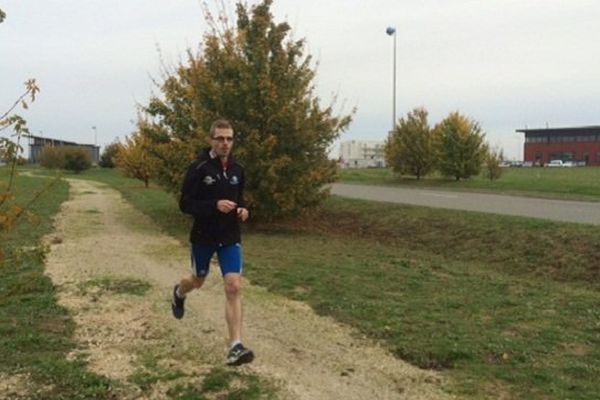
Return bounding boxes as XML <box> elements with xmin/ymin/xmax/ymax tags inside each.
<box><xmin>546</xmin><ymin>160</ymin><xmax>562</xmax><ymax>167</ymax></box>
<box><xmin>546</xmin><ymin>160</ymin><xmax>567</xmax><ymax>167</ymax></box>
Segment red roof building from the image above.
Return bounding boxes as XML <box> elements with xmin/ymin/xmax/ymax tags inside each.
<box><xmin>517</xmin><ymin>126</ymin><xmax>600</xmax><ymax>166</ymax></box>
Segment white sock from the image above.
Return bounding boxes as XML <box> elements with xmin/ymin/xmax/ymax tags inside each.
<box><xmin>176</xmin><ymin>286</ymin><xmax>186</xmax><ymax>299</ymax></box>
<box><xmin>230</xmin><ymin>340</ymin><xmax>242</xmax><ymax>349</ymax></box>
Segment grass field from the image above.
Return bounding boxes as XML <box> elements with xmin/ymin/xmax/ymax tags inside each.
<box><xmin>339</xmin><ymin>167</ymin><xmax>600</xmax><ymax>201</ymax></box>
<box><xmin>35</xmin><ymin>166</ymin><xmax>599</xmax><ymax>400</ymax></box>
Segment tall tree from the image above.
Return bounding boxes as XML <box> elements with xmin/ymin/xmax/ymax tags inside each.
<box><xmin>140</xmin><ymin>0</ymin><xmax>352</xmax><ymax>219</ymax></box>
<box><xmin>434</xmin><ymin>112</ymin><xmax>487</xmax><ymax>181</ymax></box>
<box><xmin>384</xmin><ymin>107</ymin><xmax>436</xmax><ymax>180</ymax></box>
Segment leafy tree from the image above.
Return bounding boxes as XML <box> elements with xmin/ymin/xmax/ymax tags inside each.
<box><xmin>484</xmin><ymin>146</ymin><xmax>504</xmax><ymax>181</ymax></box>
<box><xmin>116</xmin><ymin>131</ymin><xmax>156</xmax><ymax>187</ymax></box>
<box><xmin>99</xmin><ymin>141</ymin><xmax>122</xmax><ymax>168</ymax></box>
<box><xmin>434</xmin><ymin>112</ymin><xmax>487</xmax><ymax>181</ymax></box>
<box><xmin>384</xmin><ymin>107</ymin><xmax>436</xmax><ymax>180</ymax></box>
<box><xmin>0</xmin><ymin>8</ymin><xmax>5</xmax><ymax>23</ymax></box>
<box><xmin>133</xmin><ymin>117</ymin><xmax>196</xmax><ymax>192</ymax></box>
<box><xmin>1</xmin><ymin>80</ymin><xmax>39</xmax><ymax>185</ymax></box>
<box><xmin>139</xmin><ymin>0</ymin><xmax>352</xmax><ymax>219</ymax></box>
<box><xmin>63</xmin><ymin>147</ymin><xmax>92</xmax><ymax>173</ymax></box>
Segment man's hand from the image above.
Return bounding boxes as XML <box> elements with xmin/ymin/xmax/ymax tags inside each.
<box><xmin>237</xmin><ymin>207</ymin><xmax>249</xmax><ymax>222</ymax></box>
<box><xmin>217</xmin><ymin>200</ymin><xmax>237</xmax><ymax>213</ymax></box>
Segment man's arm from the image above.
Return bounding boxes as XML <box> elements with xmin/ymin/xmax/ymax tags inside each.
<box><xmin>236</xmin><ymin>168</ymin><xmax>249</xmax><ymax>221</ymax></box>
<box><xmin>179</xmin><ymin>162</ymin><xmax>218</xmax><ymax>217</ymax></box>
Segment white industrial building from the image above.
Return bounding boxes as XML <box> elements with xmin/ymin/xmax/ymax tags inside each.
<box><xmin>339</xmin><ymin>140</ymin><xmax>386</xmax><ymax>168</ymax></box>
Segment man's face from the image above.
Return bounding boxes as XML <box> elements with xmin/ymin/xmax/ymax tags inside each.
<box><xmin>210</xmin><ymin>127</ymin><xmax>234</xmax><ymax>158</ymax></box>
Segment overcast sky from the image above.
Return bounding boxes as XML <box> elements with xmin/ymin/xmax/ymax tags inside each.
<box><xmin>2</xmin><ymin>0</ymin><xmax>599</xmax><ymax>160</ymax></box>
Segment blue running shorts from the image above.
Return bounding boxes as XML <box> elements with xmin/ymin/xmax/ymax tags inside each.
<box><xmin>191</xmin><ymin>243</ymin><xmax>243</xmax><ymax>277</ymax></box>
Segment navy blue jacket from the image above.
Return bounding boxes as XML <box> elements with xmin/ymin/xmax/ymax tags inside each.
<box><xmin>179</xmin><ymin>149</ymin><xmax>246</xmax><ymax>246</ymax></box>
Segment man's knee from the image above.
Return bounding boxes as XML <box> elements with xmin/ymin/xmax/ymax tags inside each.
<box><xmin>224</xmin><ymin>276</ymin><xmax>241</xmax><ymax>298</ymax></box>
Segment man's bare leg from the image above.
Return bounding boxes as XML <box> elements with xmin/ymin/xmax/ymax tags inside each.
<box><xmin>223</xmin><ymin>273</ymin><xmax>242</xmax><ymax>344</ymax></box>
<box><xmin>172</xmin><ymin>275</ymin><xmax>204</xmax><ymax>319</ymax></box>
<box><xmin>223</xmin><ymin>273</ymin><xmax>253</xmax><ymax>365</ymax></box>
<box><xmin>178</xmin><ymin>274</ymin><xmax>205</xmax><ymax>296</ymax></box>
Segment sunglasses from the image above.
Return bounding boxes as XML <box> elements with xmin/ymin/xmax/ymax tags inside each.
<box><xmin>212</xmin><ymin>136</ymin><xmax>234</xmax><ymax>143</ymax></box>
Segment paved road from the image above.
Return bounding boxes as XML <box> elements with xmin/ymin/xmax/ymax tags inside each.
<box><xmin>331</xmin><ymin>183</ymin><xmax>600</xmax><ymax>226</ymax></box>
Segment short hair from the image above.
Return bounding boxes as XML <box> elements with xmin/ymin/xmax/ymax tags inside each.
<box><xmin>209</xmin><ymin>119</ymin><xmax>233</xmax><ymax>137</ymax></box>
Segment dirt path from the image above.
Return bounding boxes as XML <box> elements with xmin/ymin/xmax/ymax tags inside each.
<box><xmin>42</xmin><ymin>178</ymin><xmax>455</xmax><ymax>399</ymax></box>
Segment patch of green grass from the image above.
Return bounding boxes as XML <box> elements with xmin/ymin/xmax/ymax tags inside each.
<box><xmin>243</xmin><ymin>234</ymin><xmax>600</xmax><ymax>399</ymax></box>
<box><xmin>310</xmin><ymin>196</ymin><xmax>600</xmax><ymax>286</ymax></box>
<box><xmin>0</xmin><ymin>169</ymin><xmax>116</xmax><ymax>399</ymax></box>
<box><xmin>130</xmin><ymin>349</ymin><xmax>276</xmax><ymax>400</ymax></box>
<box><xmin>79</xmin><ymin>276</ymin><xmax>152</xmax><ymax>296</ymax></box>
<box><xmin>339</xmin><ymin>167</ymin><xmax>600</xmax><ymax>201</ymax></box>
<box><xmin>129</xmin><ymin>351</ymin><xmax>187</xmax><ymax>392</ymax></box>
<box><xmin>167</xmin><ymin>367</ymin><xmax>276</xmax><ymax>400</ymax></box>
<box><xmin>42</xmin><ymin>166</ymin><xmax>600</xmax><ymax>399</ymax></box>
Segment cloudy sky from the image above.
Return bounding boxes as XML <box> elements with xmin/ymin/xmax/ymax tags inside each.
<box><xmin>2</xmin><ymin>0</ymin><xmax>599</xmax><ymax>160</ymax></box>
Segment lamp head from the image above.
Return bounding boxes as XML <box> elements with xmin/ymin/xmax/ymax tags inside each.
<box><xmin>386</xmin><ymin>27</ymin><xmax>396</xmax><ymax>35</ymax></box>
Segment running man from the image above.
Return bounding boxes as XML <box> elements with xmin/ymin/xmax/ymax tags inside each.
<box><xmin>171</xmin><ymin>119</ymin><xmax>254</xmax><ymax>366</ymax></box>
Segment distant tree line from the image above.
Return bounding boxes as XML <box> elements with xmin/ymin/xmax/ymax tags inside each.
<box><xmin>385</xmin><ymin>107</ymin><xmax>503</xmax><ymax>181</ymax></box>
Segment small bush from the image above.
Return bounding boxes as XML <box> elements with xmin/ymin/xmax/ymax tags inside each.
<box><xmin>485</xmin><ymin>148</ymin><xmax>504</xmax><ymax>181</ymax></box>
<box><xmin>40</xmin><ymin>146</ymin><xmax>92</xmax><ymax>173</ymax></box>
<box><xmin>63</xmin><ymin>148</ymin><xmax>92</xmax><ymax>173</ymax></box>
<box><xmin>39</xmin><ymin>146</ymin><xmax>66</xmax><ymax>169</ymax></box>
<box><xmin>99</xmin><ymin>142</ymin><xmax>121</xmax><ymax>168</ymax></box>
<box><xmin>116</xmin><ymin>133</ymin><xmax>155</xmax><ymax>187</ymax></box>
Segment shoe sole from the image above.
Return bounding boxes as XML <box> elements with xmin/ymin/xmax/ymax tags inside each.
<box><xmin>227</xmin><ymin>351</ymin><xmax>254</xmax><ymax>366</ymax></box>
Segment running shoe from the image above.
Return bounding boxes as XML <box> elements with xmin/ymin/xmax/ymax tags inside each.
<box><xmin>226</xmin><ymin>343</ymin><xmax>254</xmax><ymax>366</ymax></box>
<box><xmin>171</xmin><ymin>284</ymin><xmax>185</xmax><ymax>319</ymax></box>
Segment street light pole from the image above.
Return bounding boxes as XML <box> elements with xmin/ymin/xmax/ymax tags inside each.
<box><xmin>91</xmin><ymin>125</ymin><xmax>99</xmax><ymax>165</ymax></box>
<box><xmin>386</xmin><ymin>26</ymin><xmax>397</xmax><ymax>132</ymax></box>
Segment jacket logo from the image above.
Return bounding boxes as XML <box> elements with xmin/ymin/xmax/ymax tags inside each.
<box><xmin>229</xmin><ymin>175</ymin><xmax>239</xmax><ymax>185</ymax></box>
<box><xmin>203</xmin><ymin>176</ymin><xmax>216</xmax><ymax>185</ymax></box>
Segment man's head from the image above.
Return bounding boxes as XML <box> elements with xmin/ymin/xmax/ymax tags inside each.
<box><xmin>209</xmin><ymin>119</ymin><xmax>234</xmax><ymax>159</ymax></box>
